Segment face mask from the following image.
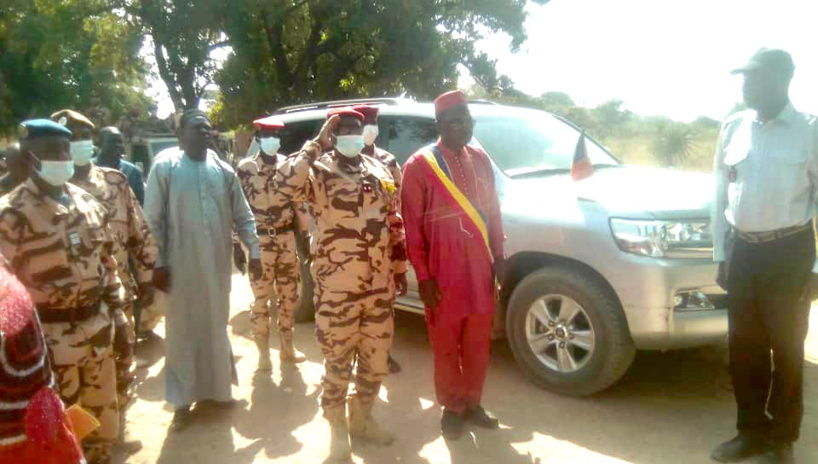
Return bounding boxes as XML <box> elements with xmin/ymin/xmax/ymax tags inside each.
<box><xmin>335</xmin><ymin>135</ymin><xmax>365</xmax><ymax>158</ymax></box>
<box><xmin>30</xmin><ymin>153</ymin><xmax>74</xmax><ymax>187</ymax></box>
<box><xmin>70</xmin><ymin>140</ymin><xmax>94</xmax><ymax>166</ymax></box>
<box><xmin>259</xmin><ymin>137</ymin><xmax>281</xmax><ymax>156</ymax></box>
<box><xmin>362</xmin><ymin>125</ymin><xmax>379</xmax><ymax>146</ymax></box>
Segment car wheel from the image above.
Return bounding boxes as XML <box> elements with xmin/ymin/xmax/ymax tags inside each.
<box><xmin>293</xmin><ymin>232</ymin><xmax>315</xmax><ymax>323</ymax></box>
<box><xmin>506</xmin><ymin>266</ymin><xmax>635</xmax><ymax>396</ymax></box>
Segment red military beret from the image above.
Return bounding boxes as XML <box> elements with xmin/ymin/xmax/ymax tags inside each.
<box><xmin>352</xmin><ymin>105</ymin><xmax>380</xmax><ymax>124</ymax></box>
<box><xmin>434</xmin><ymin>90</ymin><xmax>469</xmax><ymax>116</ymax></box>
<box><xmin>252</xmin><ymin>115</ymin><xmax>285</xmax><ymax>131</ymax></box>
<box><xmin>327</xmin><ymin>107</ymin><xmax>364</xmax><ymax>122</ymax></box>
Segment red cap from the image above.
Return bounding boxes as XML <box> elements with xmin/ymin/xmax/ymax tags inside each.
<box><xmin>253</xmin><ymin>115</ymin><xmax>285</xmax><ymax>131</ymax></box>
<box><xmin>352</xmin><ymin>105</ymin><xmax>380</xmax><ymax>124</ymax></box>
<box><xmin>434</xmin><ymin>90</ymin><xmax>469</xmax><ymax>116</ymax></box>
<box><xmin>327</xmin><ymin>107</ymin><xmax>365</xmax><ymax>122</ymax></box>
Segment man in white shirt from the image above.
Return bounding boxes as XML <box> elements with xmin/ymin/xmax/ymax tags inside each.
<box><xmin>711</xmin><ymin>48</ymin><xmax>818</xmax><ymax>464</ymax></box>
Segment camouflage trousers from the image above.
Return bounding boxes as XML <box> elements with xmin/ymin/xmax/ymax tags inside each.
<box><xmin>250</xmin><ymin>233</ymin><xmax>300</xmax><ymax>336</ymax></box>
<box><xmin>115</xmin><ymin>302</ymin><xmax>136</xmax><ymax>412</ymax></box>
<box><xmin>315</xmin><ymin>283</ymin><xmax>394</xmax><ymax>415</ymax></box>
<box><xmin>138</xmin><ymin>296</ymin><xmax>164</xmax><ymax>332</ymax></box>
<box><xmin>41</xmin><ymin>310</ymin><xmax>118</xmax><ymax>463</ymax></box>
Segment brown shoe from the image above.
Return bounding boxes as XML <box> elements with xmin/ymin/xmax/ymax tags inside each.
<box><xmin>170</xmin><ymin>406</ymin><xmax>193</xmax><ymax>432</ymax></box>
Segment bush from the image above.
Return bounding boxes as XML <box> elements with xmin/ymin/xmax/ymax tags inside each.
<box><xmin>652</xmin><ymin>124</ymin><xmax>697</xmax><ymax>167</ymax></box>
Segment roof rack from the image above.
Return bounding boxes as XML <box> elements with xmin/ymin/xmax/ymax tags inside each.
<box><xmin>274</xmin><ymin>97</ymin><xmax>410</xmax><ymax>115</ymax></box>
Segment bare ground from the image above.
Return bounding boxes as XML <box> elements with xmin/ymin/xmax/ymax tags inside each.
<box><xmin>113</xmin><ymin>272</ymin><xmax>818</xmax><ymax>464</ymax></box>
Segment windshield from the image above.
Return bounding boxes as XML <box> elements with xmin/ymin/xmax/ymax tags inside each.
<box><xmin>473</xmin><ymin>111</ymin><xmax>618</xmax><ymax>177</ymax></box>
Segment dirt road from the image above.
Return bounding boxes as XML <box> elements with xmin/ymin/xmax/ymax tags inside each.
<box><xmin>113</xmin><ymin>272</ymin><xmax>818</xmax><ymax>463</ymax></box>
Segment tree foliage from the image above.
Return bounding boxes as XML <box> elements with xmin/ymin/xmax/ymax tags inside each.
<box><xmin>124</xmin><ymin>0</ymin><xmax>228</xmax><ymax>111</ymax></box>
<box><xmin>213</xmin><ymin>0</ymin><xmax>529</xmax><ymax>128</ymax></box>
<box><xmin>0</xmin><ymin>0</ymin><xmax>151</xmax><ymax>133</ymax></box>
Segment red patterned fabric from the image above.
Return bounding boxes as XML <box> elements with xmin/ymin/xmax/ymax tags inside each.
<box><xmin>0</xmin><ymin>264</ymin><xmax>82</xmax><ymax>464</ymax></box>
<box><xmin>434</xmin><ymin>90</ymin><xmax>468</xmax><ymax>116</ymax></box>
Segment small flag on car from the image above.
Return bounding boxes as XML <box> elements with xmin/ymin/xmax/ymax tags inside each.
<box><xmin>571</xmin><ymin>131</ymin><xmax>593</xmax><ymax>181</ymax></box>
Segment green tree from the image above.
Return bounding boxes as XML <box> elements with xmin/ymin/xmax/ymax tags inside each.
<box><xmin>652</xmin><ymin>123</ymin><xmax>697</xmax><ymax>167</ymax></box>
<box><xmin>540</xmin><ymin>91</ymin><xmax>574</xmax><ymax>110</ymax></box>
<box><xmin>125</xmin><ymin>0</ymin><xmax>227</xmax><ymax>111</ymax></box>
<box><xmin>0</xmin><ymin>0</ymin><xmax>151</xmax><ymax>132</ymax></box>
<box><xmin>214</xmin><ymin>0</ymin><xmax>530</xmax><ymax>128</ymax></box>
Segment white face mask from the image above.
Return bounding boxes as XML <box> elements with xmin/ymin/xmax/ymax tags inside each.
<box><xmin>31</xmin><ymin>153</ymin><xmax>74</xmax><ymax>187</ymax></box>
<box><xmin>259</xmin><ymin>137</ymin><xmax>281</xmax><ymax>156</ymax></box>
<box><xmin>335</xmin><ymin>135</ymin><xmax>365</xmax><ymax>158</ymax></box>
<box><xmin>362</xmin><ymin>124</ymin><xmax>379</xmax><ymax>146</ymax></box>
<box><xmin>70</xmin><ymin>140</ymin><xmax>94</xmax><ymax>166</ymax></box>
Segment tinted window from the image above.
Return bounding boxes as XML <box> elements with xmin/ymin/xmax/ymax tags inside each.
<box><xmin>281</xmin><ymin>120</ymin><xmax>323</xmax><ymax>155</ymax></box>
<box><xmin>131</xmin><ymin>145</ymin><xmax>150</xmax><ymax>174</ymax></box>
<box><xmin>382</xmin><ymin>116</ymin><xmax>438</xmax><ymax>165</ymax></box>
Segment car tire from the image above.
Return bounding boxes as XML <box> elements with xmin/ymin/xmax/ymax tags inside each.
<box><xmin>506</xmin><ymin>266</ymin><xmax>635</xmax><ymax>396</ymax></box>
<box><xmin>293</xmin><ymin>232</ymin><xmax>315</xmax><ymax>323</ymax></box>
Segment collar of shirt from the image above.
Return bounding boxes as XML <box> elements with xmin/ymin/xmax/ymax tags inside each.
<box><xmin>753</xmin><ymin>102</ymin><xmax>798</xmax><ymax>126</ymax></box>
<box><xmin>24</xmin><ymin>178</ymin><xmax>71</xmax><ymax>217</ymax></box>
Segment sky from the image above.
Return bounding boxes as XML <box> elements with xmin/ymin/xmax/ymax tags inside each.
<box><xmin>473</xmin><ymin>0</ymin><xmax>818</xmax><ymax>122</ymax></box>
<box><xmin>151</xmin><ymin>0</ymin><xmax>817</xmax><ymax>122</ymax></box>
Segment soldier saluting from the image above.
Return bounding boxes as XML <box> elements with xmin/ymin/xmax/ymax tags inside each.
<box><xmin>0</xmin><ymin>119</ymin><xmax>128</xmax><ymax>464</ymax></box>
<box><xmin>277</xmin><ymin>108</ymin><xmax>408</xmax><ymax>461</ymax></box>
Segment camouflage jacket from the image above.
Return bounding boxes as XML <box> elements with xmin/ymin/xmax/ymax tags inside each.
<box><xmin>236</xmin><ymin>153</ymin><xmax>301</xmax><ymax>230</ymax></box>
<box><xmin>71</xmin><ymin>166</ymin><xmax>157</xmax><ymax>302</ymax></box>
<box><xmin>366</xmin><ymin>146</ymin><xmax>402</xmax><ymax>201</ymax></box>
<box><xmin>0</xmin><ymin>179</ymin><xmax>125</xmax><ymax>314</ymax></box>
<box><xmin>276</xmin><ymin>141</ymin><xmax>407</xmax><ymax>291</ymax></box>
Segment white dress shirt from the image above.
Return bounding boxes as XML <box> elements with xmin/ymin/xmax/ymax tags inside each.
<box><xmin>711</xmin><ymin>103</ymin><xmax>818</xmax><ymax>271</ymax></box>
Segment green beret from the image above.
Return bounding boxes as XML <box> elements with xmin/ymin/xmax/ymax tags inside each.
<box><xmin>18</xmin><ymin>119</ymin><xmax>73</xmax><ymax>141</ymax></box>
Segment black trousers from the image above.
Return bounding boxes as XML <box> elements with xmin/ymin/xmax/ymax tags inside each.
<box><xmin>727</xmin><ymin>229</ymin><xmax>813</xmax><ymax>443</ymax></box>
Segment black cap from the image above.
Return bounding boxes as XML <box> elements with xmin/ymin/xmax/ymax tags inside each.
<box><xmin>179</xmin><ymin>109</ymin><xmax>210</xmax><ymax>129</ymax></box>
<box><xmin>731</xmin><ymin>48</ymin><xmax>795</xmax><ymax>78</ymax></box>
<box><xmin>18</xmin><ymin>119</ymin><xmax>73</xmax><ymax>141</ymax></box>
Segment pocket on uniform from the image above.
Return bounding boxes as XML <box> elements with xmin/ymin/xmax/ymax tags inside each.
<box><xmin>26</xmin><ymin>249</ymin><xmax>72</xmax><ymax>283</ymax></box>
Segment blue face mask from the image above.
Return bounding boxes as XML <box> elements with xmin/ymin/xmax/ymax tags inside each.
<box><xmin>335</xmin><ymin>135</ymin><xmax>365</xmax><ymax>158</ymax></box>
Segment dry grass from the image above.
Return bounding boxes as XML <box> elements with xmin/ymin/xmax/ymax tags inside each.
<box><xmin>602</xmin><ymin>131</ymin><xmax>718</xmax><ymax>173</ymax></box>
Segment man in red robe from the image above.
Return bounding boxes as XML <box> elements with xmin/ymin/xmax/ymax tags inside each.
<box><xmin>400</xmin><ymin>90</ymin><xmax>505</xmax><ymax>440</ymax></box>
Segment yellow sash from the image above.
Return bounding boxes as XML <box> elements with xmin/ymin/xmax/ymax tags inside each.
<box><xmin>420</xmin><ymin>150</ymin><xmax>492</xmax><ymax>258</ymax></box>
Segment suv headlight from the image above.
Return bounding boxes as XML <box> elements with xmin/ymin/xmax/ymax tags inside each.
<box><xmin>610</xmin><ymin>219</ymin><xmax>713</xmax><ymax>258</ymax></box>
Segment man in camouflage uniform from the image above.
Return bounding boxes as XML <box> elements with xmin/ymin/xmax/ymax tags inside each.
<box><xmin>353</xmin><ymin>104</ymin><xmax>404</xmax><ymax>374</ymax></box>
<box><xmin>277</xmin><ymin>108</ymin><xmax>407</xmax><ymax>461</ymax></box>
<box><xmin>56</xmin><ymin>112</ymin><xmax>157</xmax><ymax>446</ymax></box>
<box><xmin>0</xmin><ymin>119</ymin><xmax>127</xmax><ymax>464</ymax></box>
<box><xmin>235</xmin><ymin>116</ymin><xmax>306</xmax><ymax>372</ymax></box>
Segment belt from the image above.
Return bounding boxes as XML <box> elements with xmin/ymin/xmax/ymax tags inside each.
<box><xmin>257</xmin><ymin>223</ymin><xmax>295</xmax><ymax>237</ymax></box>
<box><xmin>734</xmin><ymin>222</ymin><xmax>812</xmax><ymax>244</ymax></box>
<box><xmin>37</xmin><ymin>302</ymin><xmax>101</xmax><ymax>324</ymax></box>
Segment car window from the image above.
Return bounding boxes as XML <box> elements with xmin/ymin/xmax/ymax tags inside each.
<box><xmin>381</xmin><ymin>116</ymin><xmax>438</xmax><ymax>165</ymax></box>
<box><xmin>281</xmin><ymin>120</ymin><xmax>323</xmax><ymax>155</ymax></box>
<box><xmin>131</xmin><ymin>145</ymin><xmax>151</xmax><ymax>174</ymax></box>
<box><xmin>473</xmin><ymin>112</ymin><xmax>617</xmax><ymax>177</ymax></box>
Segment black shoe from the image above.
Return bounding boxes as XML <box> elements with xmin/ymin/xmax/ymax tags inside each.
<box><xmin>465</xmin><ymin>405</ymin><xmax>499</xmax><ymax>429</ymax></box>
<box><xmin>441</xmin><ymin>409</ymin><xmax>464</xmax><ymax>440</ymax></box>
<box><xmin>711</xmin><ymin>435</ymin><xmax>766</xmax><ymax>462</ymax></box>
<box><xmin>759</xmin><ymin>443</ymin><xmax>794</xmax><ymax>464</ymax></box>
<box><xmin>171</xmin><ymin>406</ymin><xmax>193</xmax><ymax>432</ymax></box>
<box><xmin>388</xmin><ymin>356</ymin><xmax>402</xmax><ymax>374</ymax></box>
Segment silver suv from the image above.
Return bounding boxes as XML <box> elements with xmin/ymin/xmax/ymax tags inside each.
<box><xmin>274</xmin><ymin>98</ymin><xmax>727</xmax><ymax>396</ymax></box>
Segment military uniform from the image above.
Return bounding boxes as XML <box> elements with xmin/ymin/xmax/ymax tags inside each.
<box><xmin>71</xmin><ymin>165</ymin><xmax>157</xmax><ymax>408</ymax></box>
<box><xmin>0</xmin><ymin>179</ymin><xmax>125</xmax><ymax>463</ymax></box>
<box><xmin>277</xmin><ymin>139</ymin><xmax>407</xmax><ymax>416</ymax></box>
<box><xmin>236</xmin><ymin>153</ymin><xmax>302</xmax><ymax>347</ymax></box>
